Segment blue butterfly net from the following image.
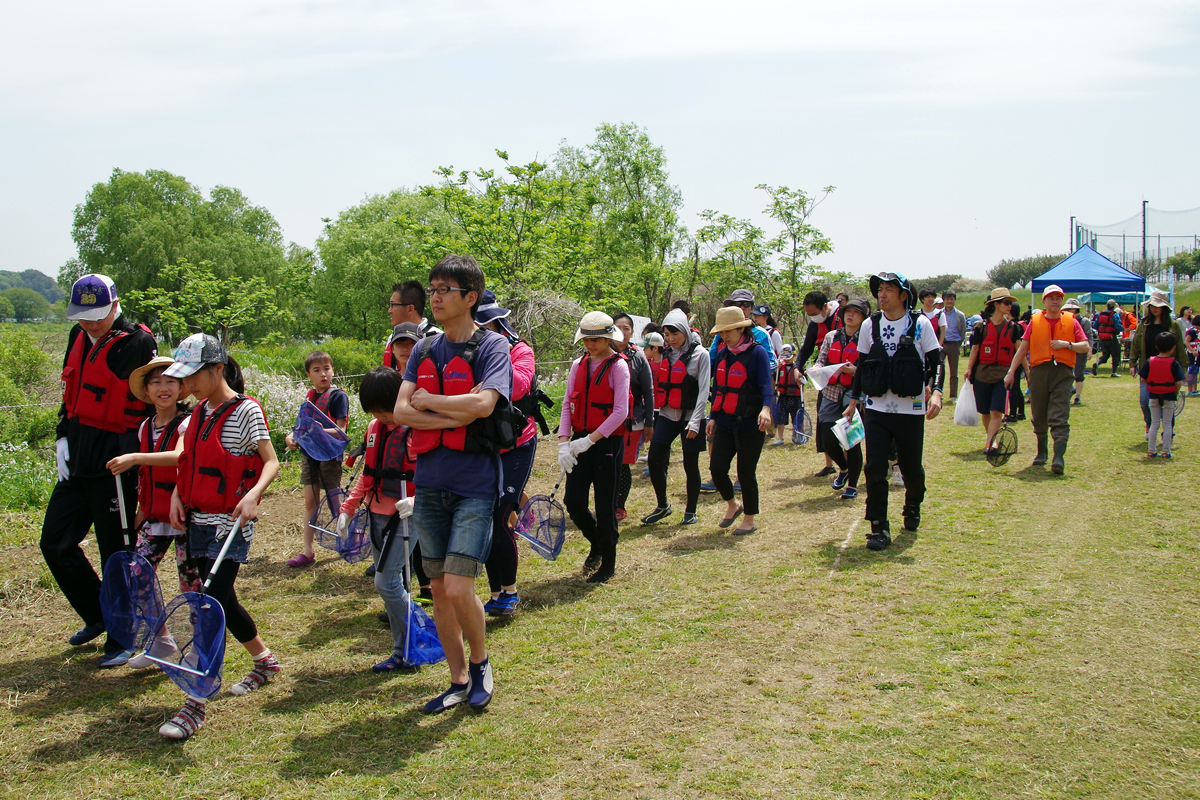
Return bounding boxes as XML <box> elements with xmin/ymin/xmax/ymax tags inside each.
<box><xmin>151</xmin><ymin>591</ymin><xmax>228</xmax><ymax>699</ymax></box>
<box><xmin>404</xmin><ymin>602</ymin><xmax>446</xmax><ymax>666</ymax></box>
<box><xmin>100</xmin><ymin>551</ymin><xmax>165</xmax><ymax>653</ymax></box>
<box><xmin>514</xmin><ymin>494</ymin><xmax>566</xmax><ymax>561</ymax></box>
<box><xmin>791</xmin><ymin>407</ymin><xmax>813</xmax><ymax>445</ymax></box>
<box><xmin>293</xmin><ymin>400</ymin><xmax>349</xmax><ymax>462</ymax></box>
<box><xmin>311</xmin><ymin>494</ymin><xmax>371</xmax><ymax>563</ymax></box>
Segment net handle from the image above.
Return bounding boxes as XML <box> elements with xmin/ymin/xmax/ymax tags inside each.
<box><xmin>201</xmin><ymin>517</ymin><xmax>243</xmax><ymax>595</ymax></box>
<box><xmin>400</xmin><ymin>480</ymin><xmax>413</xmax><ymax>665</ymax></box>
<box><xmin>550</xmin><ymin>467</ymin><xmax>566</xmax><ymax>501</ymax></box>
<box><xmin>114</xmin><ymin>474</ymin><xmax>131</xmax><ymax>549</ymax></box>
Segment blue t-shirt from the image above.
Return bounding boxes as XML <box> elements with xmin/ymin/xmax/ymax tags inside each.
<box><xmin>311</xmin><ymin>388</ymin><xmax>350</xmax><ymax>421</ymax></box>
<box><xmin>402</xmin><ymin>329</ymin><xmax>513</xmax><ymax>499</ymax></box>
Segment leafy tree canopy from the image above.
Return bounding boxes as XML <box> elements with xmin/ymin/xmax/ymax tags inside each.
<box><xmin>0</xmin><ymin>270</ymin><xmax>63</xmax><ymax>303</ymax></box>
<box><xmin>2</xmin><ymin>287</ymin><xmax>51</xmax><ymax>321</ymax></box>
<box><xmin>986</xmin><ymin>254</ymin><xmax>1065</xmax><ymax>290</ymax></box>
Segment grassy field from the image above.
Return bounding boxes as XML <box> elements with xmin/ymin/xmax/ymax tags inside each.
<box><xmin>1</xmin><ymin>357</ymin><xmax>1197</xmax><ymax>799</ymax></box>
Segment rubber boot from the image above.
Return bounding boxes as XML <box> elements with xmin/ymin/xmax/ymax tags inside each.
<box><xmin>1051</xmin><ymin>438</ymin><xmax>1067</xmax><ymax>474</ymax></box>
<box><xmin>1032</xmin><ymin>432</ymin><xmax>1049</xmax><ymax>466</ymax></box>
<box><xmin>587</xmin><ymin>541</ymin><xmax>616</xmax><ymax>583</ymax></box>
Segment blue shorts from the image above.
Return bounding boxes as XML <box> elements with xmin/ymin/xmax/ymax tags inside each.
<box><xmin>412</xmin><ymin>487</ymin><xmax>494</xmax><ymax>579</ymax></box>
<box><xmin>972</xmin><ymin>379</ymin><xmax>1008</xmax><ymax>415</ymax></box>
<box><xmin>188</xmin><ymin>522</ymin><xmax>252</xmax><ymax>564</ymax></box>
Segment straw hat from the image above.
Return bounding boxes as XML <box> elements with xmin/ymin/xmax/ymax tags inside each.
<box><xmin>1144</xmin><ymin>289</ymin><xmax>1171</xmax><ymax>309</ymax></box>
<box><xmin>573</xmin><ymin>311</ymin><xmax>620</xmax><ymax>344</ymax></box>
<box><xmin>129</xmin><ymin>356</ymin><xmax>185</xmax><ymax>403</ymax></box>
<box><xmin>709</xmin><ymin>306</ymin><xmax>753</xmax><ymax>335</ymax></box>
<box><xmin>986</xmin><ymin>287</ymin><xmax>1017</xmax><ymax>303</ymax></box>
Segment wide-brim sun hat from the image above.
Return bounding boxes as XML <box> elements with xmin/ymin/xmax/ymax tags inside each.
<box><xmin>1062</xmin><ymin>298</ymin><xmax>1082</xmax><ymax>311</ymax></box>
<box><xmin>573</xmin><ymin>311</ymin><xmax>619</xmax><ymax>344</ymax></box>
<box><xmin>1145</xmin><ymin>289</ymin><xmax>1171</xmax><ymax>308</ymax></box>
<box><xmin>709</xmin><ymin>306</ymin><xmax>753</xmax><ymax>335</ymax></box>
<box><xmin>1041</xmin><ymin>284</ymin><xmax>1065</xmax><ymax>299</ymax></box>
<box><xmin>475</xmin><ymin>289</ymin><xmax>519</xmax><ymax>339</ymax></box>
<box><xmin>164</xmin><ymin>333</ymin><xmax>227</xmax><ymax>378</ymax></box>
<box><xmin>129</xmin><ymin>356</ymin><xmax>183</xmax><ymax>403</ymax></box>
<box><xmin>987</xmin><ymin>287</ymin><xmax>1017</xmax><ymax>304</ymax></box>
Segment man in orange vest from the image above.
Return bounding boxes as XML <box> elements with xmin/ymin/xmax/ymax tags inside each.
<box><xmin>1004</xmin><ymin>285</ymin><xmax>1091</xmax><ymax>474</ymax></box>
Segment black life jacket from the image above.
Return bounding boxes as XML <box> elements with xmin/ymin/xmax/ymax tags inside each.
<box><xmin>857</xmin><ymin>311</ymin><xmax>927</xmax><ymax>399</ymax></box>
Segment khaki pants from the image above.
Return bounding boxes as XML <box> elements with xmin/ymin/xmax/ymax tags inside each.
<box><xmin>942</xmin><ymin>341</ymin><xmax>962</xmax><ymax>399</ymax></box>
<box><xmin>1027</xmin><ymin>362</ymin><xmax>1074</xmax><ymax>444</ymax></box>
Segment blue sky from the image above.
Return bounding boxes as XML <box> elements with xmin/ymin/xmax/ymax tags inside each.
<box><xmin>3</xmin><ymin>0</ymin><xmax>1199</xmax><ymax>282</ymax></box>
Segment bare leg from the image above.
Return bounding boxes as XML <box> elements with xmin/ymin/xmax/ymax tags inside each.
<box><xmin>430</xmin><ymin>573</ymin><xmax>487</xmax><ymax>684</ymax></box>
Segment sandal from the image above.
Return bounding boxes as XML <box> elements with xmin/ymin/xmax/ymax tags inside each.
<box><xmin>287</xmin><ymin>552</ymin><xmax>315</xmax><ymax>568</ymax></box>
<box><xmin>718</xmin><ymin>504</ymin><xmax>744</xmax><ymax>529</ymax></box>
<box><xmin>732</xmin><ymin>525</ymin><xmax>758</xmax><ymax>536</ymax></box>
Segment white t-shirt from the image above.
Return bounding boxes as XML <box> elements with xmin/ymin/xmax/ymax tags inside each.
<box><xmin>923</xmin><ymin>308</ymin><xmax>947</xmax><ymax>330</ymax></box>
<box><xmin>856</xmin><ymin>312</ymin><xmax>941</xmax><ymax>415</ymax></box>
<box><xmin>190</xmin><ymin>398</ymin><xmax>270</xmax><ymax>536</ymax></box>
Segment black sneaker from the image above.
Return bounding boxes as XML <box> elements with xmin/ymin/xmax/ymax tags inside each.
<box><xmin>69</xmin><ymin>622</ymin><xmax>106</xmax><ymax>647</ymax></box>
<box><xmin>815</xmin><ymin>466</ymin><xmax>837</xmax><ymax>477</ymax></box>
<box><xmin>582</xmin><ymin>549</ymin><xmax>602</xmax><ymax>573</ymax></box>
<box><xmin>640</xmin><ymin>505</ymin><xmax>672</xmax><ymax>524</ymax></box>
<box><xmin>377</xmin><ymin>610</ymin><xmax>390</xmax><ymax>623</ymax></box>
<box><xmin>902</xmin><ymin>504</ymin><xmax>920</xmax><ymax>532</ymax></box>
<box><xmin>866</xmin><ymin>520</ymin><xmax>892</xmax><ymax>551</ymax></box>
<box><xmin>832</xmin><ymin>471</ymin><xmax>849</xmax><ymax>490</ymax></box>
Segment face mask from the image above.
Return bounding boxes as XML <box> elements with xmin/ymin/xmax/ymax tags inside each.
<box><xmin>808</xmin><ymin>312</ymin><xmax>827</xmax><ymax>324</ymax></box>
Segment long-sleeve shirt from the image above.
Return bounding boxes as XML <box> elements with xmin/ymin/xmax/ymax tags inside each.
<box><xmin>557</xmin><ymin>354</ymin><xmax>631</xmax><ymax>440</ymax></box>
<box><xmin>510</xmin><ymin>340</ymin><xmax>538</xmax><ymax>447</ymax></box>
<box><xmin>341</xmin><ymin>424</ymin><xmax>410</xmax><ymax>516</ymax></box>
<box><xmin>709</xmin><ymin>325</ymin><xmax>777</xmax><ymax>372</ymax></box>
<box><xmin>708</xmin><ymin>343</ymin><xmax>773</xmax><ymax>431</ymax></box>
<box><xmin>626</xmin><ymin>345</ymin><xmax>655</xmax><ymax>430</ymax></box>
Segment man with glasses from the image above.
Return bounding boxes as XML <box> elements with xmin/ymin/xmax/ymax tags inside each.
<box><xmin>385</xmin><ymin>280</ymin><xmax>440</xmax><ymax>368</ymax></box>
<box><xmin>393</xmin><ymin>255</ymin><xmax>513</xmax><ymax>714</ymax></box>
<box><xmin>940</xmin><ymin>290</ymin><xmax>967</xmax><ymax>400</ymax></box>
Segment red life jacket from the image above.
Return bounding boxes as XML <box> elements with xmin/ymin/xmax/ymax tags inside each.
<box><xmin>569</xmin><ymin>353</ymin><xmax>631</xmax><ymax>435</ymax></box>
<box><xmin>655</xmin><ymin>347</ymin><xmax>698</xmax><ymax>410</ymax></box>
<box><xmin>382</xmin><ymin>341</ymin><xmax>396</xmax><ymax>369</ymax></box>
<box><xmin>826</xmin><ymin>330</ymin><xmax>860</xmax><ymax>387</ymax></box>
<box><xmin>137</xmin><ymin>414</ymin><xmax>186</xmax><ymax>524</ymax></box>
<box><xmin>1147</xmin><ymin>356</ymin><xmax>1178</xmax><ymax>393</ymax></box>
<box><xmin>306</xmin><ymin>387</ymin><xmax>343</xmax><ymax>419</ymax></box>
<box><xmin>977</xmin><ymin>320</ymin><xmax>1017</xmax><ymax>367</ymax></box>
<box><xmin>1096</xmin><ymin>310</ymin><xmax>1117</xmax><ymax>339</ymax></box>
<box><xmin>177</xmin><ymin>396</ymin><xmax>266</xmax><ymax>515</ymax></box>
<box><xmin>363</xmin><ymin>420</ymin><xmax>416</xmax><ymax>500</ymax></box>
<box><xmin>812</xmin><ymin>318</ymin><xmax>835</xmax><ymax>344</ymax></box>
<box><xmin>61</xmin><ymin>327</ymin><xmax>152</xmax><ymax>433</ymax></box>
<box><xmin>775</xmin><ymin>361</ymin><xmax>803</xmax><ymax>397</ymax></box>
<box><xmin>409</xmin><ymin>329</ymin><xmax>486</xmax><ymax>455</ymax></box>
<box><xmin>831</xmin><ymin>311</ymin><xmax>845</xmax><ymax>330</ymax></box>
<box><xmin>712</xmin><ymin>343</ymin><xmax>763</xmax><ymax>417</ymax></box>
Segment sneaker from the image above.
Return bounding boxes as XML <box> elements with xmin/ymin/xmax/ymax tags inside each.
<box><xmin>286</xmin><ymin>552</ymin><xmax>315</xmax><ymax>568</ymax></box>
<box><xmin>98</xmin><ymin>648</ymin><xmax>134</xmax><ymax>668</ymax></box>
<box><xmin>815</xmin><ymin>466</ymin><xmax>837</xmax><ymax>477</ymax></box>
<box><xmin>902</xmin><ymin>504</ymin><xmax>921</xmax><ymax>532</ymax></box>
<box><xmin>1147</xmin><ymin>451</ymin><xmax>1159</xmax><ymax>458</ymax></box>
<box><xmin>769</xmin><ymin>438</ymin><xmax>785</xmax><ymax>446</ymax></box>
<box><xmin>615</xmin><ymin>508</ymin><xmax>627</xmax><ymax>521</ymax></box>
<box><xmin>68</xmin><ymin>622</ymin><xmax>106</xmax><ymax>647</ymax></box>
<box><xmin>1163</xmin><ymin>452</ymin><xmax>1174</xmax><ymax>459</ymax></box>
<box><xmin>866</xmin><ymin>520</ymin><xmax>891</xmax><ymax>551</ymax></box>
<box><xmin>377</xmin><ymin>610</ymin><xmax>390</xmax><ymax>623</ymax></box>
<box><xmin>840</xmin><ymin>487</ymin><xmax>859</xmax><ymax>500</ymax></box>
<box><xmin>699</xmin><ymin>480</ymin><xmax>717</xmax><ymax>492</ymax></box>
<box><xmin>732</xmin><ymin>481</ymin><xmax>741</xmax><ymax>492</ymax></box>
<box><xmin>372</xmin><ymin>654</ymin><xmax>419</xmax><ymax>673</ymax></box>
<box><xmin>1071</xmin><ymin>398</ymin><xmax>1081</xmax><ymax>406</ymax></box>
<box><xmin>364</xmin><ymin>564</ymin><xmax>376</xmax><ymax>578</ymax></box>
<box><xmin>892</xmin><ymin>469</ymin><xmax>905</xmax><ymax>487</ymax></box>
<box><xmin>583</xmin><ymin>549</ymin><xmax>602</xmax><ymax>572</ymax></box>
<box><xmin>642</xmin><ymin>467</ymin><xmax>650</xmax><ymax>476</ymax></box>
<box><xmin>422</xmin><ymin>682</ymin><xmax>470</xmax><ymax>715</ymax></box>
<box><xmin>467</xmin><ymin>659</ymin><xmax>494</xmax><ymax>709</ymax></box>
<box><xmin>681</xmin><ymin>512</ymin><xmax>699</xmax><ymax>525</ymax></box>
<box><xmin>832</xmin><ymin>471</ymin><xmax>849</xmax><ymax>491</ymax></box>
<box><xmin>488</xmin><ymin>591</ymin><xmax>519</xmax><ymax>617</ymax></box>
<box><xmin>641</xmin><ymin>505</ymin><xmax>672</xmax><ymax>524</ymax></box>
<box><xmin>417</xmin><ymin>587</ymin><xmax>434</xmax><ymax>607</ymax></box>
<box><xmin>129</xmin><ymin>637</ymin><xmax>179</xmax><ymax>669</ymax></box>
<box><xmin>229</xmin><ymin>653</ymin><xmax>281</xmax><ymax>696</ymax></box>
<box><xmin>159</xmin><ymin>698</ymin><xmax>206</xmax><ymax>740</ymax></box>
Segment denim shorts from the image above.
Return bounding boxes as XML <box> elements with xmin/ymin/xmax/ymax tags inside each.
<box><xmin>412</xmin><ymin>486</ymin><xmax>494</xmax><ymax>579</ymax></box>
<box><xmin>188</xmin><ymin>521</ymin><xmax>253</xmax><ymax>564</ymax></box>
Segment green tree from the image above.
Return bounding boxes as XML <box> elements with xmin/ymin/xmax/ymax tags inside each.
<box><xmin>124</xmin><ymin>259</ymin><xmax>289</xmax><ymax>346</ymax></box>
<box><xmin>911</xmin><ymin>274</ymin><xmax>962</xmax><ymax>295</ymax></box>
<box><xmin>1165</xmin><ymin>250</ymin><xmax>1200</xmax><ymax>280</ymax></box>
<box><xmin>756</xmin><ymin>184</ymin><xmax>836</xmax><ymax>340</ymax></box>
<box><xmin>0</xmin><ymin>296</ymin><xmax>13</xmax><ymax>321</ymax></box>
<box><xmin>3</xmin><ymin>287</ymin><xmax>51</xmax><ymax>321</ymax></box>
<box><xmin>987</xmin><ymin>254</ymin><xmax>1065</xmax><ymax>289</ymax></box>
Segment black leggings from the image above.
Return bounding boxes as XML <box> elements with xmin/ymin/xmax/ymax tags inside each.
<box><xmin>710</xmin><ymin>426</ymin><xmax>766</xmax><ymax>515</ymax></box>
<box><xmin>617</xmin><ymin>465</ymin><xmax>633</xmax><ymax>510</ymax></box>
<box><xmin>648</xmin><ymin>442</ymin><xmax>702</xmax><ymax>514</ymax></box>
<box><xmin>564</xmin><ymin>435</ymin><xmax>624</xmax><ymax>551</ymax></box>
<box><xmin>819</xmin><ymin>419</ymin><xmax>863</xmax><ymax>488</ymax></box>
<box><xmin>1009</xmin><ymin>367</ymin><xmax>1025</xmax><ymax>418</ymax></box>
<box><xmin>195</xmin><ymin>557</ymin><xmax>257</xmax><ymax>644</ymax></box>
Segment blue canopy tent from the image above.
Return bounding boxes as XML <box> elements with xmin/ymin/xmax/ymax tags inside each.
<box><xmin>1030</xmin><ymin>246</ymin><xmax>1147</xmax><ymax>308</ymax></box>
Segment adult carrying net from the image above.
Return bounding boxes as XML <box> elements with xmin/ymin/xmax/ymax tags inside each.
<box><xmin>514</xmin><ymin>468</ymin><xmax>566</xmax><ymax>561</ymax></box>
<box><xmin>147</xmin><ymin>518</ymin><xmax>243</xmax><ymax>699</ymax></box>
<box><xmin>100</xmin><ymin>475</ymin><xmax>164</xmax><ymax>652</ymax></box>
<box><xmin>292</xmin><ymin>400</ymin><xmax>349</xmax><ymax>462</ymax></box>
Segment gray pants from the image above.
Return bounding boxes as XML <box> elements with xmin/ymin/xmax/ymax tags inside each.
<box><xmin>1027</xmin><ymin>362</ymin><xmax>1075</xmax><ymax>444</ymax></box>
<box><xmin>369</xmin><ymin>511</ymin><xmax>419</xmax><ymax>658</ymax></box>
<box><xmin>1094</xmin><ymin>338</ymin><xmax>1121</xmax><ymax>375</ymax></box>
<box><xmin>943</xmin><ymin>341</ymin><xmax>962</xmax><ymax>399</ymax></box>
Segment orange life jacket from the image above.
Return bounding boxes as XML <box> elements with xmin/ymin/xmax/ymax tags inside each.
<box><xmin>176</xmin><ymin>396</ymin><xmax>266</xmax><ymax>515</ymax></box>
<box><xmin>1029</xmin><ymin>311</ymin><xmax>1078</xmax><ymax>368</ymax></box>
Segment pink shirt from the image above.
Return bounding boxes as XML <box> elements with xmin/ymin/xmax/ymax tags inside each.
<box><xmin>340</xmin><ymin>423</ymin><xmax>411</xmax><ymax>516</ymax></box>
<box><xmin>557</xmin><ymin>353</ymin><xmax>631</xmax><ymax>440</ymax></box>
<box><xmin>511</xmin><ymin>340</ymin><xmax>538</xmax><ymax>448</ymax></box>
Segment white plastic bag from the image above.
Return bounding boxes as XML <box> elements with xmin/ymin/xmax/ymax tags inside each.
<box><xmin>953</xmin><ymin>382</ymin><xmax>978</xmax><ymax>426</ymax></box>
<box><xmin>832</xmin><ymin>410</ymin><xmax>865</xmax><ymax>450</ymax></box>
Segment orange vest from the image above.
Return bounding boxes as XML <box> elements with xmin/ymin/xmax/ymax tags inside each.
<box><xmin>1029</xmin><ymin>311</ymin><xmax>1078</xmax><ymax>368</ymax></box>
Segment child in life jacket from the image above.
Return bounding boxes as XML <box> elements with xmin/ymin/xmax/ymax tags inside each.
<box><xmin>285</xmin><ymin>350</ymin><xmax>349</xmax><ymax>568</ymax></box>
<box><xmin>558</xmin><ymin>311</ymin><xmax>631</xmax><ymax>583</ymax></box>
<box><xmin>1184</xmin><ymin>320</ymin><xmax>1200</xmax><ymax>395</ymax></box>
<box><xmin>771</xmin><ymin>343</ymin><xmax>803</xmax><ymax>446</ymax></box>
<box><xmin>161</xmin><ymin>334</ymin><xmax>281</xmax><ymax>741</ymax></box>
<box><xmin>340</xmin><ymin>367</ymin><xmax>423</xmax><ymax>671</ymax></box>
<box><xmin>104</xmin><ymin>356</ymin><xmax>200</xmax><ymax>669</ymax></box>
<box><xmin>1139</xmin><ymin>331</ymin><xmax>1185</xmax><ymax>459</ymax></box>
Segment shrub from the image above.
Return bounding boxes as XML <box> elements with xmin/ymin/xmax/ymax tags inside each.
<box><xmin>0</xmin><ymin>326</ymin><xmax>51</xmax><ymax>390</ymax></box>
<box><xmin>0</xmin><ymin>443</ymin><xmax>55</xmax><ymax>510</ymax></box>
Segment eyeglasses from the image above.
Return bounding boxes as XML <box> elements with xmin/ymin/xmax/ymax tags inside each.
<box><xmin>387</xmin><ymin>301</ymin><xmax>412</xmax><ymax>309</ymax></box>
<box><xmin>425</xmin><ymin>285</ymin><xmax>471</xmax><ymax>296</ymax></box>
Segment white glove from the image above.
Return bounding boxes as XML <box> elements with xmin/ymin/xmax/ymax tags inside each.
<box><xmin>56</xmin><ymin>437</ymin><xmax>70</xmax><ymax>482</ymax></box>
<box><xmin>557</xmin><ymin>441</ymin><xmax>577</xmax><ymax>474</ymax></box>
<box><xmin>336</xmin><ymin>512</ymin><xmax>350</xmax><ymax>536</ymax></box>
<box><xmin>395</xmin><ymin>498</ymin><xmax>414</xmax><ymax>519</ymax></box>
<box><xmin>568</xmin><ymin>436</ymin><xmax>595</xmax><ymax>458</ymax></box>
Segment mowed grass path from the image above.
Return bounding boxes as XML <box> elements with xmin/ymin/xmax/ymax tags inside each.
<box><xmin>0</xmin><ymin>375</ymin><xmax>1196</xmax><ymax>799</ymax></box>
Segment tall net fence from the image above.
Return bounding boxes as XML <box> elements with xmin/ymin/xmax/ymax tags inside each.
<box><xmin>1076</xmin><ymin>206</ymin><xmax>1200</xmax><ymax>281</ymax></box>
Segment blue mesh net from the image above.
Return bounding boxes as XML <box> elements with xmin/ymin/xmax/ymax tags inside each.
<box><xmin>514</xmin><ymin>494</ymin><xmax>566</xmax><ymax>561</ymax></box>
<box><xmin>791</xmin><ymin>407</ymin><xmax>813</xmax><ymax>445</ymax></box>
<box><xmin>403</xmin><ymin>601</ymin><xmax>446</xmax><ymax>666</ymax></box>
<box><xmin>293</xmin><ymin>400</ymin><xmax>349</xmax><ymax>462</ymax></box>
<box><xmin>99</xmin><ymin>552</ymin><xmax>165</xmax><ymax>653</ymax></box>
<box><xmin>312</xmin><ymin>496</ymin><xmax>371</xmax><ymax>563</ymax></box>
<box><xmin>150</xmin><ymin>591</ymin><xmax>228</xmax><ymax>699</ymax></box>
